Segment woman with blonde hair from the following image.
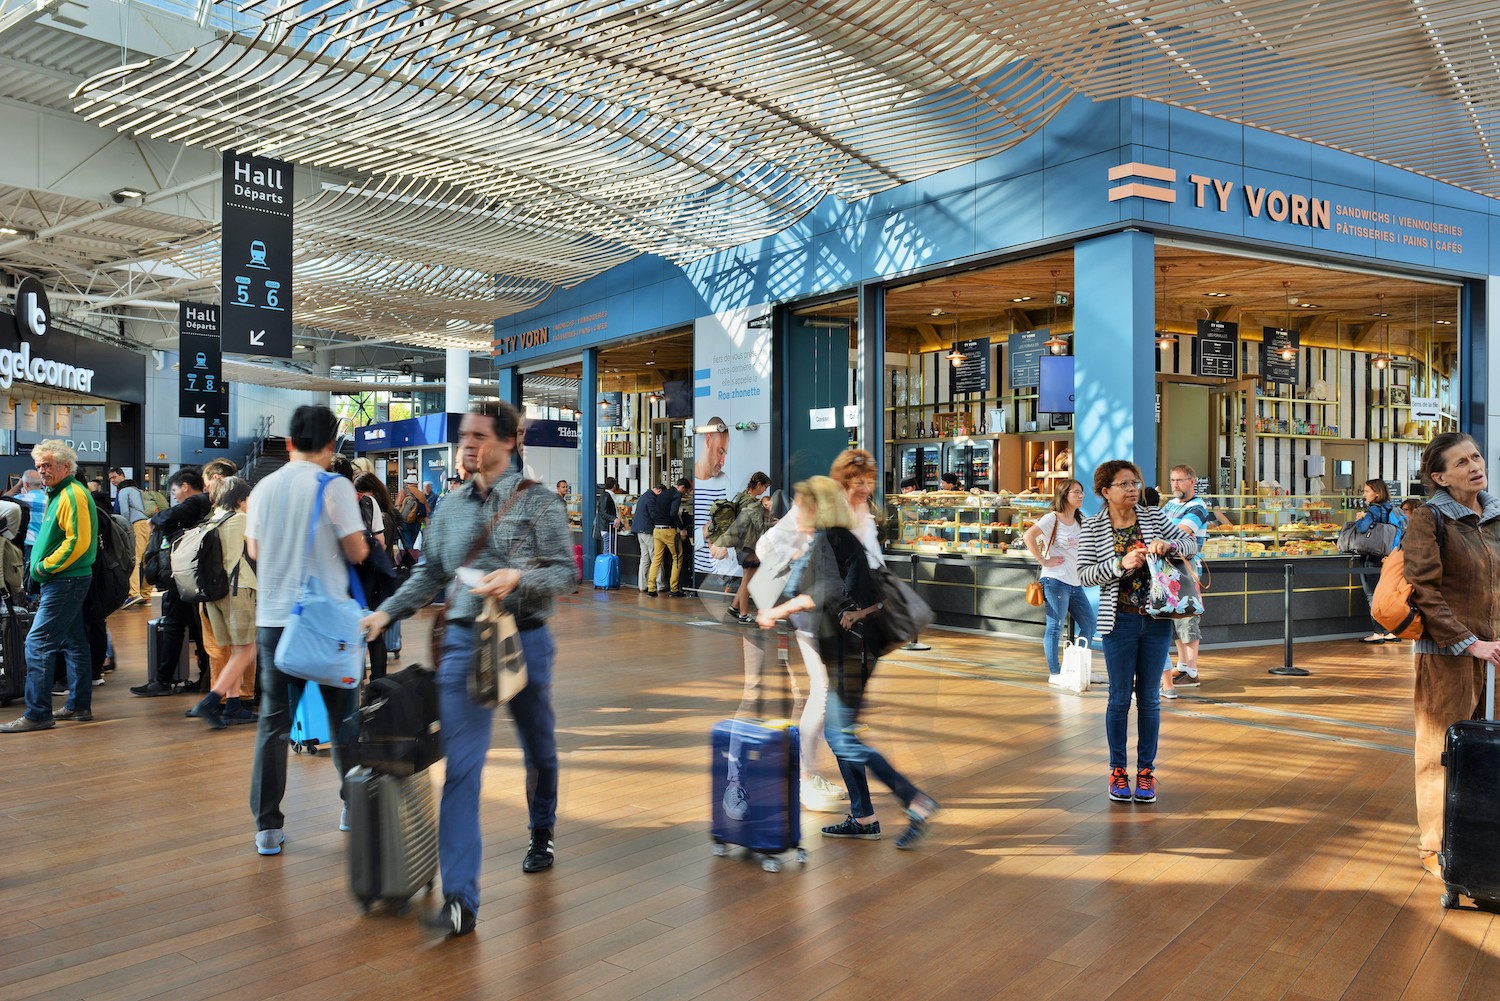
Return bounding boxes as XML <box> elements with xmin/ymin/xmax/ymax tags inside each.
<box><xmin>1023</xmin><ymin>478</ymin><xmax>1095</xmax><ymax>685</ymax></box>
<box><xmin>759</xmin><ymin>475</ymin><xmax>939</xmax><ymax>850</ymax></box>
<box><xmin>191</xmin><ymin>476</ymin><xmax>258</xmax><ymax>728</ymax></box>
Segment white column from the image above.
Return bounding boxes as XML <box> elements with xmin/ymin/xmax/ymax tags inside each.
<box><xmin>446</xmin><ymin>348</ymin><xmax>470</xmax><ymax>413</ymax></box>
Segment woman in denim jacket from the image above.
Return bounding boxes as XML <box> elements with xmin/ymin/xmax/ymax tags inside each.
<box><xmin>1356</xmin><ymin>478</ymin><xmax>1408</xmax><ymax>643</ymax></box>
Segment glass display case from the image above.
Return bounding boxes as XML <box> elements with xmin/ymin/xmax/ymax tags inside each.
<box><xmin>886</xmin><ymin>489</ymin><xmax>1054</xmax><ymax>556</ymax></box>
<box><xmin>1198</xmin><ymin>493</ymin><xmax>1358</xmax><ymax>558</ymax></box>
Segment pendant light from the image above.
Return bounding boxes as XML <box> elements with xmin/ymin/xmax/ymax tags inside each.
<box><xmin>1043</xmin><ymin>269</ymin><xmax>1070</xmax><ymax>353</ymax></box>
<box><xmin>1371</xmin><ymin>293</ymin><xmax>1392</xmax><ymax>369</ymax></box>
<box><xmin>1155</xmin><ymin>265</ymin><xmax>1176</xmax><ymax>348</ymax></box>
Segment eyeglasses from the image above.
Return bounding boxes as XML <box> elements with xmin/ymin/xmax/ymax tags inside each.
<box><xmin>1109</xmin><ymin>479</ymin><xmax>1143</xmax><ymax>490</ymax></box>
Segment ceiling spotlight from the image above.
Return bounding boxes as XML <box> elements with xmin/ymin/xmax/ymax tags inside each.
<box><xmin>1011</xmin><ymin>296</ymin><xmax>1032</xmax><ymax>303</ymax></box>
<box><xmin>1301</xmin><ymin>303</ymin><xmax>1321</xmax><ymax>308</ymax></box>
<box><xmin>1043</xmin><ymin>333</ymin><xmax>1069</xmax><ymax>355</ymax></box>
<box><xmin>0</xmin><ymin>226</ymin><xmax>16</xmax><ymax>235</ymax></box>
<box><xmin>930</xmin><ymin>308</ymin><xmax>946</xmax><ymax>317</ymax></box>
<box><xmin>110</xmin><ymin>187</ymin><xmax>145</xmax><ymax>203</ymax></box>
<box><xmin>1203</xmin><ymin>291</ymin><xmax>1230</xmax><ymax>298</ymax></box>
<box><xmin>1372</xmin><ymin>312</ymin><xmax>1389</xmax><ymax>317</ymax></box>
<box><xmin>1436</xmin><ymin>319</ymin><xmax>1453</xmax><ymax>325</ymax></box>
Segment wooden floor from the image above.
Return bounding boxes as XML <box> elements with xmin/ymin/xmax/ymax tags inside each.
<box><xmin>1</xmin><ymin>590</ymin><xmax>1496</xmax><ymax>1001</ymax></box>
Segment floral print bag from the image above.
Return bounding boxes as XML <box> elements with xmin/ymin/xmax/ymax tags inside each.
<box><xmin>1145</xmin><ymin>554</ymin><xmax>1205</xmax><ymax>619</ymax></box>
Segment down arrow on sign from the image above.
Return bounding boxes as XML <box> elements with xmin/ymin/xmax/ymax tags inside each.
<box><xmin>195</xmin><ymin>403</ymin><xmax>206</xmax><ymax>415</ymax></box>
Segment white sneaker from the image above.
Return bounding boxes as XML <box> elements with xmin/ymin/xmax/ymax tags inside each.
<box><xmin>722</xmin><ymin>781</ymin><xmax>750</xmax><ymax>821</ymax></box>
<box><xmin>801</xmin><ymin>787</ymin><xmax>846</xmax><ymax>814</ymax></box>
<box><xmin>339</xmin><ymin>807</ymin><xmax>350</xmax><ymax>832</ymax></box>
<box><xmin>811</xmin><ymin>774</ymin><xmax>848</xmax><ymax>800</ymax></box>
<box><xmin>255</xmin><ymin>829</ymin><xmax>285</xmax><ymax>855</ymax></box>
<box><xmin>1160</xmin><ymin>687</ymin><xmax>1179</xmax><ymax>700</ymax></box>
<box><xmin>1048</xmin><ymin>674</ymin><xmax>1068</xmax><ymax>687</ymax></box>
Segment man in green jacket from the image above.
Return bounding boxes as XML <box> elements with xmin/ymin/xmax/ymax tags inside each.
<box><xmin>0</xmin><ymin>440</ymin><xmax>97</xmax><ymax>732</ymax></box>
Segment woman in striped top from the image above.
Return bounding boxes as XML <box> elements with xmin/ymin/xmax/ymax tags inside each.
<box><xmin>1078</xmin><ymin>460</ymin><xmax>1198</xmax><ymax>805</ymax></box>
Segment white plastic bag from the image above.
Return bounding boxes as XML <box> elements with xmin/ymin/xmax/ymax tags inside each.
<box><xmin>1060</xmin><ymin>637</ymin><xmax>1092</xmax><ymax>693</ymax></box>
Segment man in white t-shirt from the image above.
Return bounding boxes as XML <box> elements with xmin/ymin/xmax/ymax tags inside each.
<box><xmin>243</xmin><ymin>405</ymin><xmax>368</xmax><ymax>857</ymax></box>
<box><xmin>1160</xmin><ymin>464</ymin><xmax>1212</xmax><ymax>694</ymax></box>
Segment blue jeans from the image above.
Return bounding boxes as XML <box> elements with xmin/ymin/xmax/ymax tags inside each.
<box><xmin>1041</xmin><ymin>578</ymin><xmax>1097</xmax><ymax>676</ymax></box>
<box><xmin>437</xmin><ymin>621</ymin><xmax>557</xmax><ymax>914</ymax></box>
<box><xmin>1101</xmin><ymin>610</ymin><xmax>1173</xmax><ymax>771</ymax></box>
<box><xmin>23</xmin><ymin>576</ymin><xmax>92</xmax><ymax>720</ymax></box>
<box><xmin>824</xmin><ymin>689</ymin><xmax>919</xmax><ymax>820</ymax></box>
<box><xmin>250</xmin><ymin>626</ymin><xmax>360</xmax><ymax>832</ymax></box>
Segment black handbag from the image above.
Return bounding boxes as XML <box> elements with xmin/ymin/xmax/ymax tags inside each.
<box><xmin>869</xmin><ymin>564</ymin><xmax>935</xmax><ymax>657</ymax></box>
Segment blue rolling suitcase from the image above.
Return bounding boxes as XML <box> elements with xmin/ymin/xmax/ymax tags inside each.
<box><xmin>710</xmin><ymin>717</ymin><xmax>804</xmax><ymax>871</ymax></box>
<box><xmin>593</xmin><ymin>530</ymin><xmax>620</xmax><ymax>590</ymax></box>
<box><xmin>291</xmin><ymin>682</ymin><xmax>333</xmax><ymax>755</ymax></box>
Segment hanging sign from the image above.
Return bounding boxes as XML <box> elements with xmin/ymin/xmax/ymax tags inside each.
<box><xmin>205</xmin><ymin>414</ymin><xmax>229</xmax><ymax>450</ymax></box>
<box><xmin>1411</xmin><ymin>396</ymin><xmax>1441</xmax><ymax>422</ymax></box>
<box><xmin>221</xmin><ymin>151</ymin><xmax>293</xmax><ymax>358</ymax></box>
<box><xmin>1008</xmin><ymin>329</ymin><xmax>1047</xmax><ymax>389</ymax></box>
<box><xmin>1260</xmin><ymin>327</ymin><xmax>1300</xmax><ymax>385</ymax></box>
<box><xmin>948</xmin><ymin>337</ymin><xmax>990</xmax><ymax>395</ymax></box>
<box><xmin>843</xmin><ymin>404</ymin><xmax>860</xmax><ymax>428</ymax></box>
<box><xmin>178</xmin><ymin>302</ymin><xmax>222</xmax><ymax>418</ymax></box>
<box><xmin>1194</xmin><ymin>319</ymin><xmax>1238</xmax><ymax>378</ymax></box>
<box><xmin>809</xmin><ymin>407</ymin><xmax>837</xmax><ymax>430</ymax></box>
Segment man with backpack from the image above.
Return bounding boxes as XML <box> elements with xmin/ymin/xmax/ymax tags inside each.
<box><xmin>109</xmin><ymin>467</ymin><xmax>152</xmax><ymax>606</ymax></box>
<box><xmin>396</xmin><ymin>475</ymin><xmax>428</xmax><ymax>552</ymax></box>
<box><xmin>0</xmin><ymin>441</ymin><xmax>97</xmax><ymax>732</ymax></box>
<box><xmin>130</xmin><ymin>469</ymin><xmax>211</xmax><ymax>697</ymax></box>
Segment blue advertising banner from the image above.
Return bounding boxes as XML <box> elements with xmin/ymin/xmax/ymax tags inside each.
<box><xmin>353</xmin><ymin>413</ymin><xmax>462</xmax><ymax>451</ymax></box>
<box><xmin>522</xmin><ymin>419</ymin><xmax>580</xmax><ymax>449</ymax></box>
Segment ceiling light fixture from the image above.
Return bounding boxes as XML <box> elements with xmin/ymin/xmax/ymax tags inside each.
<box><xmin>1203</xmin><ymin>291</ymin><xmax>1230</xmax><ymax>297</ymax></box>
<box><xmin>1043</xmin><ymin>333</ymin><xmax>1069</xmax><ymax>355</ymax></box>
<box><xmin>0</xmin><ymin>226</ymin><xmax>16</xmax><ymax>235</ymax></box>
<box><xmin>110</xmin><ymin>187</ymin><xmax>145</xmax><ymax>203</ymax></box>
<box><xmin>1372</xmin><ymin>293</ymin><xmax>1392</xmax><ymax>369</ymax></box>
<box><xmin>1011</xmin><ymin>296</ymin><xmax>1032</xmax><ymax>303</ymax></box>
<box><xmin>1155</xmin><ymin>265</ymin><xmax>1176</xmax><ymax>348</ymax></box>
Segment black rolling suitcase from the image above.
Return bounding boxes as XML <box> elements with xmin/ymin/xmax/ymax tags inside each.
<box><xmin>346</xmin><ymin>766</ymin><xmax>439</xmax><ymax>914</ymax></box>
<box><xmin>1438</xmin><ymin>662</ymin><xmax>1500</xmax><ymax>911</ymax></box>
<box><xmin>146</xmin><ymin>616</ymin><xmax>191</xmax><ymax>689</ymax></box>
<box><xmin>0</xmin><ymin>595</ymin><xmax>31</xmax><ymax>707</ymax></box>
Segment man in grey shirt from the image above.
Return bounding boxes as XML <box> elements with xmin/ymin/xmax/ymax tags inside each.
<box><xmin>108</xmin><ymin>467</ymin><xmax>150</xmax><ymax>605</ymax></box>
<box><xmin>361</xmin><ymin>401</ymin><xmax>574</xmax><ymax>937</ymax></box>
<box><xmin>244</xmin><ymin>405</ymin><xmax>368</xmax><ymax>857</ymax></box>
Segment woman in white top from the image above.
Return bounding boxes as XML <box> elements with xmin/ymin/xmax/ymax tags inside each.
<box><xmin>1022</xmin><ymin>478</ymin><xmax>1096</xmax><ymax>684</ymax></box>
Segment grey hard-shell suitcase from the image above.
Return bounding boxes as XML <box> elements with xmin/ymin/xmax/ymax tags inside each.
<box><xmin>346</xmin><ymin>766</ymin><xmax>439</xmax><ymax>914</ymax></box>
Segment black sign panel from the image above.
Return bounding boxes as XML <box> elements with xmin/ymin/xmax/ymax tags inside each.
<box><xmin>1194</xmin><ymin>319</ymin><xmax>1239</xmax><ymax>378</ymax></box>
<box><xmin>221</xmin><ymin>151</ymin><xmax>293</xmax><ymax>358</ymax></box>
<box><xmin>948</xmin><ymin>337</ymin><xmax>990</xmax><ymax>396</ymax></box>
<box><xmin>178</xmin><ymin>302</ymin><xmax>222</xmax><ymax>418</ymax></box>
<box><xmin>598</xmin><ymin>391</ymin><xmax>623</xmax><ymax>427</ymax></box>
<box><xmin>205</xmin><ymin>413</ymin><xmax>229</xmax><ymax>451</ymax></box>
<box><xmin>1260</xmin><ymin>327</ymin><xmax>1300</xmax><ymax>385</ymax></box>
<box><xmin>1008</xmin><ymin>329</ymin><xmax>1047</xmax><ymax>389</ymax></box>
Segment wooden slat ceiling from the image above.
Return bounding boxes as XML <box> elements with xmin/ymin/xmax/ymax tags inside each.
<box><xmin>797</xmin><ymin>247</ymin><xmax>1460</xmax><ymax>360</ymax></box>
<box><xmin>529</xmin><ymin>331</ymin><xmax>696</xmax><ymax>393</ymax></box>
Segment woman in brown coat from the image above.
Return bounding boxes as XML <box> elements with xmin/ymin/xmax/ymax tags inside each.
<box><xmin>1402</xmin><ymin>432</ymin><xmax>1500</xmax><ymax>879</ymax></box>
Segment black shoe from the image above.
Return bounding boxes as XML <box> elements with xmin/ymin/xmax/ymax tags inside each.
<box><xmin>669</xmin><ymin>590</ymin><xmax>688</xmax><ymax>598</ymax></box>
<box><xmin>645</xmin><ymin>591</ymin><xmax>658</xmax><ymax>598</ymax></box>
<box><xmin>522</xmin><ymin>827</ymin><xmax>555</xmax><ymax>873</ymax></box>
<box><xmin>195</xmin><ymin>693</ymin><xmax>226</xmax><ymax>729</ymax></box>
<box><xmin>423</xmin><ymin>895</ymin><xmax>476</xmax><ymax>937</ymax></box>
<box><xmin>130</xmin><ymin>681</ymin><xmax>174</xmax><ymax>697</ymax></box>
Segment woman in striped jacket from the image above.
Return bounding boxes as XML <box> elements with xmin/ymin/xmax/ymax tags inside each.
<box><xmin>1078</xmin><ymin>460</ymin><xmax>1198</xmax><ymax>806</ymax></box>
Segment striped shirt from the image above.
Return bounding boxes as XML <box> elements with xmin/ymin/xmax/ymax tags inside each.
<box><xmin>1078</xmin><ymin>504</ymin><xmax>1198</xmax><ymax>637</ymax></box>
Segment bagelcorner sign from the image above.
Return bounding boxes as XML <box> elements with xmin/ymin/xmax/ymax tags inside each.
<box><xmin>1108</xmin><ymin>162</ymin><xmax>1471</xmax><ymax>258</ymax></box>
<box><xmin>6</xmin><ymin>277</ymin><xmax>97</xmax><ymax>392</ymax></box>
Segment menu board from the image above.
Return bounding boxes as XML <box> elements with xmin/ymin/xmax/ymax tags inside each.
<box><xmin>1008</xmin><ymin>328</ymin><xmax>1047</xmax><ymax>389</ymax></box>
<box><xmin>949</xmin><ymin>337</ymin><xmax>990</xmax><ymax>395</ymax></box>
<box><xmin>1195</xmin><ymin>319</ymin><xmax>1238</xmax><ymax>378</ymax></box>
<box><xmin>1260</xmin><ymin>327</ymin><xmax>1300</xmax><ymax>385</ymax></box>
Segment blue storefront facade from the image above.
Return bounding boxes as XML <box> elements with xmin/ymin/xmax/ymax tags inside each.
<box><xmin>490</xmin><ymin>95</ymin><xmax>1500</xmax><ymax>639</ymax></box>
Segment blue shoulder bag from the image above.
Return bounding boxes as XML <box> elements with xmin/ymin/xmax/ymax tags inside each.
<box><xmin>275</xmin><ymin>473</ymin><xmax>369</xmax><ymax>689</ymax></box>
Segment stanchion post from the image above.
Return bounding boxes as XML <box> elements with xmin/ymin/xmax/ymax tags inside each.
<box><xmin>1269</xmin><ymin>561</ymin><xmax>1312</xmax><ymax>676</ymax></box>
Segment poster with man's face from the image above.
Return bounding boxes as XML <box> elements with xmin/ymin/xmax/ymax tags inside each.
<box><xmin>692</xmin><ymin>306</ymin><xmax>772</xmax><ymax>576</ymax></box>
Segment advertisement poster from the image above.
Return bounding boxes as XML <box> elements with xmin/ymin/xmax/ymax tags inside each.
<box><xmin>693</xmin><ymin>304</ymin><xmax>773</xmax><ymax>578</ymax></box>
